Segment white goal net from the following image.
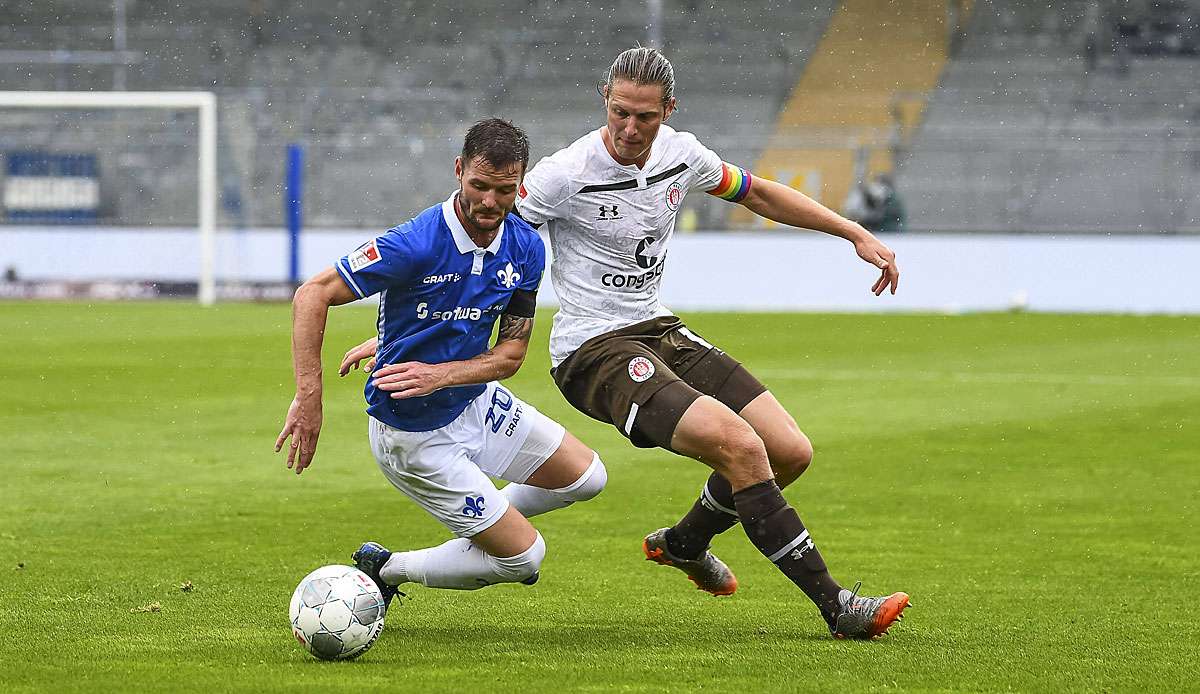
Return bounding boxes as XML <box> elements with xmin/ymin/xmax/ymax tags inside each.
<box><xmin>0</xmin><ymin>91</ymin><xmax>221</xmax><ymax>303</ymax></box>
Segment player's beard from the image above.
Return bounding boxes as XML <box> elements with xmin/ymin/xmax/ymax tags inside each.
<box><xmin>457</xmin><ymin>189</ymin><xmax>505</xmax><ymax>233</ymax></box>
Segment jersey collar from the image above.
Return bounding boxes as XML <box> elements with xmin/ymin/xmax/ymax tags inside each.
<box><xmin>441</xmin><ymin>192</ymin><xmax>504</xmax><ymax>256</ymax></box>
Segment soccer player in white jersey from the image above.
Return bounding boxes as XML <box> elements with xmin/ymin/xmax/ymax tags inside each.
<box><xmin>513</xmin><ymin>47</ymin><xmax>910</xmax><ymax>640</ymax></box>
<box><xmin>276</xmin><ymin>120</ymin><xmax>606</xmax><ymax>608</ymax></box>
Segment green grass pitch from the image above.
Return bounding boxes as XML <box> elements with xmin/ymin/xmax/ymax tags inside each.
<box><xmin>2</xmin><ymin>302</ymin><xmax>1197</xmax><ymax>692</ymax></box>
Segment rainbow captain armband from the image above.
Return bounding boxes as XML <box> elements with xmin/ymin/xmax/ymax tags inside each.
<box><xmin>706</xmin><ymin>162</ymin><xmax>752</xmax><ymax>202</ymax></box>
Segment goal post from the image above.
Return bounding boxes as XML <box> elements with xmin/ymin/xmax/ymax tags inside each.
<box><xmin>0</xmin><ymin>91</ymin><xmax>218</xmax><ymax>304</ymax></box>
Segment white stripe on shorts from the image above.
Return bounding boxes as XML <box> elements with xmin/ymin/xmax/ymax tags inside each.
<box><xmin>767</xmin><ymin>529</ymin><xmax>812</xmax><ymax>563</ymax></box>
<box><xmin>623</xmin><ymin>402</ymin><xmax>640</xmax><ymax>435</ymax></box>
<box><xmin>678</xmin><ymin>326</ymin><xmax>713</xmax><ymax>350</ymax></box>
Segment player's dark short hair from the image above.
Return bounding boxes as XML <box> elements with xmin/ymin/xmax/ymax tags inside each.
<box><xmin>601</xmin><ymin>46</ymin><xmax>675</xmax><ymax>106</ymax></box>
<box><xmin>461</xmin><ymin>118</ymin><xmax>529</xmax><ymax>173</ymax></box>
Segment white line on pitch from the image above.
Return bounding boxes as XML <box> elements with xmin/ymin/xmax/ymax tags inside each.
<box><xmin>753</xmin><ymin>368</ymin><xmax>1200</xmax><ymax>388</ymax></box>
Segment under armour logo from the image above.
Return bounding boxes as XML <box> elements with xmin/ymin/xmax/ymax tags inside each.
<box><xmin>462</xmin><ymin>495</ymin><xmax>486</xmax><ymax>518</ymax></box>
<box><xmin>497</xmin><ymin>262</ymin><xmax>521</xmax><ymax>288</ymax></box>
<box><xmin>597</xmin><ymin>204</ymin><xmax>621</xmax><ymax>220</ymax></box>
<box><xmin>789</xmin><ymin>537</ymin><xmax>815</xmax><ymax>561</ymax></box>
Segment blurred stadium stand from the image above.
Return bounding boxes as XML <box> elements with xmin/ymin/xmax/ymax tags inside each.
<box><xmin>900</xmin><ymin>0</ymin><xmax>1200</xmax><ymax>232</ymax></box>
<box><xmin>0</xmin><ymin>0</ymin><xmax>1196</xmax><ymax>232</ymax></box>
<box><xmin>738</xmin><ymin>0</ymin><xmax>954</xmax><ymax>229</ymax></box>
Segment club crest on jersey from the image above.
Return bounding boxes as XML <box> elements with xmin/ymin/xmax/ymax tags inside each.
<box><xmin>665</xmin><ymin>181</ymin><xmax>683</xmax><ymax>211</ymax></box>
<box><xmin>497</xmin><ymin>262</ymin><xmax>521</xmax><ymax>288</ymax></box>
<box><xmin>348</xmin><ymin>239</ymin><xmax>382</xmax><ymax>272</ymax></box>
<box><xmin>628</xmin><ymin>356</ymin><xmax>655</xmax><ymax>383</ymax></box>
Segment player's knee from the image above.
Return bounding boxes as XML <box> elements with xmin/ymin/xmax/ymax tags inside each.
<box><xmin>716</xmin><ymin>420</ymin><xmax>769</xmax><ymax>470</ymax></box>
<box><xmin>556</xmin><ymin>453</ymin><xmax>606</xmax><ymax>504</ymax></box>
<box><xmin>774</xmin><ymin>432</ymin><xmax>814</xmax><ymax>481</ymax></box>
<box><xmin>796</xmin><ymin>433</ymin><xmax>814</xmax><ymax>472</ymax></box>
<box><xmin>488</xmin><ymin>531</ymin><xmax>546</xmax><ymax>584</ymax></box>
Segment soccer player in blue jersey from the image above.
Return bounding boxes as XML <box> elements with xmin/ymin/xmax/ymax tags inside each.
<box><xmin>275</xmin><ymin>119</ymin><xmax>606</xmax><ymax>604</ymax></box>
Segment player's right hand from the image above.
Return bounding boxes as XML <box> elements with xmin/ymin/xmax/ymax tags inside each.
<box><xmin>339</xmin><ymin>336</ymin><xmax>379</xmax><ymax>376</ymax></box>
<box><xmin>275</xmin><ymin>396</ymin><xmax>323</xmax><ymax>475</ymax></box>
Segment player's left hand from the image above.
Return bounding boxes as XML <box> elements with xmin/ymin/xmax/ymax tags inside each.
<box><xmin>372</xmin><ymin>361</ymin><xmax>451</xmax><ymax>399</ymax></box>
<box><xmin>339</xmin><ymin>336</ymin><xmax>379</xmax><ymax>376</ymax></box>
<box><xmin>854</xmin><ymin>235</ymin><xmax>900</xmax><ymax>296</ymax></box>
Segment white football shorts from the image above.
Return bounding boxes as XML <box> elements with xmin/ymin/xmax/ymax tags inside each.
<box><xmin>368</xmin><ymin>381</ymin><xmax>566</xmax><ymax>537</ymax></box>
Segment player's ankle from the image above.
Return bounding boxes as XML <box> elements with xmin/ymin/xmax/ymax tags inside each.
<box><xmin>664</xmin><ymin>527</ymin><xmax>707</xmax><ymax>561</ymax></box>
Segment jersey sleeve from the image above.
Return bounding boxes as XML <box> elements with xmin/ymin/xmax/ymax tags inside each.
<box><xmin>683</xmin><ymin>134</ymin><xmax>726</xmax><ymax>192</ymax></box>
<box><xmin>515</xmin><ymin>157</ymin><xmax>571</xmax><ymax>226</ymax></box>
<box><xmin>684</xmin><ymin>134</ymin><xmax>753</xmax><ymax>203</ymax></box>
<box><xmin>334</xmin><ymin>228</ymin><xmax>413</xmax><ymax>299</ymax></box>
<box><xmin>517</xmin><ymin>233</ymin><xmax>546</xmax><ymax>293</ymax></box>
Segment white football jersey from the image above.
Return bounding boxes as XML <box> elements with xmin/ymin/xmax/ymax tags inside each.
<box><xmin>517</xmin><ymin>125</ymin><xmax>727</xmax><ymax>366</ymax></box>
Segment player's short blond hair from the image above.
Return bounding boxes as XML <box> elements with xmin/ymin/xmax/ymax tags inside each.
<box><xmin>602</xmin><ymin>47</ymin><xmax>675</xmax><ymax>106</ymax></box>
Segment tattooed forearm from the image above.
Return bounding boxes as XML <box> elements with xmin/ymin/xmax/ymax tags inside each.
<box><xmin>498</xmin><ymin>314</ymin><xmax>533</xmax><ymax>342</ymax></box>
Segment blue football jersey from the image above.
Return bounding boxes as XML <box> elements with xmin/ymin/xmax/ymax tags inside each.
<box><xmin>335</xmin><ymin>194</ymin><xmax>545</xmax><ymax>432</ymax></box>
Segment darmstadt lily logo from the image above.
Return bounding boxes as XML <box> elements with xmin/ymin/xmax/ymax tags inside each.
<box><xmin>497</xmin><ymin>262</ymin><xmax>521</xmax><ymax>288</ymax></box>
<box><xmin>462</xmin><ymin>495</ymin><xmax>486</xmax><ymax>518</ymax></box>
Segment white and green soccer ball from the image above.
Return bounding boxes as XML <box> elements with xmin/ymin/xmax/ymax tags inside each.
<box><xmin>289</xmin><ymin>565</ymin><xmax>386</xmax><ymax>660</ymax></box>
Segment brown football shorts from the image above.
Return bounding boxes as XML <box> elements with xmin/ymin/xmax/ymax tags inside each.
<box><xmin>550</xmin><ymin>316</ymin><xmax>767</xmax><ymax>450</ymax></box>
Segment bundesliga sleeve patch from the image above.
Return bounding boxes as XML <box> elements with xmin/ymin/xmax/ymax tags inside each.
<box><xmin>707</xmin><ymin>162</ymin><xmax>752</xmax><ymax>202</ymax></box>
<box><xmin>347</xmin><ymin>239</ymin><xmax>382</xmax><ymax>272</ymax></box>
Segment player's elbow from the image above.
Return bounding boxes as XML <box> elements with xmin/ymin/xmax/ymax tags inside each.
<box><xmin>294</xmin><ymin>276</ymin><xmax>342</xmax><ymax>309</ymax></box>
<box><xmin>293</xmin><ymin>268</ymin><xmax>354</xmax><ymax>308</ymax></box>
<box><xmin>492</xmin><ymin>342</ymin><xmax>528</xmax><ymax>380</ymax></box>
<box><xmin>496</xmin><ymin>352</ymin><xmax>525</xmax><ymax>380</ymax></box>
<box><xmin>292</xmin><ymin>280</ymin><xmax>320</xmax><ymax>306</ymax></box>
<box><xmin>291</xmin><ymin>283</ymin><xmax>330</xmax><ymax>316</ymax></box>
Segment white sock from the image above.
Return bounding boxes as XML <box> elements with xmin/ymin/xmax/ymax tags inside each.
<box><xmin>381</xmin><ymin>538</ymin><xmax>467</xmax><ymax>586</ymax></box>
<box><xmin>380</xmin><ymin>534</ymin><xmax>545</xmax><ymax>590</ymax></box>
<box><xmin>501</xmin><ymin>484</ymin><xmax>572</xmax><ymax>518</ymax></box>
<box><xmin>501</xmin><ymin>454</ymin><xmax>606</xmax><ymax>518</ymax></box>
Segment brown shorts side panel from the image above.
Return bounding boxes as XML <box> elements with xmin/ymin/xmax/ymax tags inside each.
<box><xmin>634</xmin><ymin>380</ymin><xmax>702</xmax><ymax>449</ymax></box>
<box><xmin>681</xmin><ymin>353</ymin><xmax>768</xmax><ymax>414</ymax></box>
<box><xmin>551</xmin><ymin>316</ymin><xmax>767</xmax><ymax>449</ymax></box>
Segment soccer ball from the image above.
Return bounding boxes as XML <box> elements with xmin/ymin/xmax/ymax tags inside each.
<box><xmin>289</xmin><ymin>565</ymin><xmax>386</xmax><ymax>660</ymax></box>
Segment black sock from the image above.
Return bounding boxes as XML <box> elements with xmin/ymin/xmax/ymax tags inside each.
<box><xmin>666</xmin><ymin>472</ymin><xmax>740</xmax><ymax>560</ymax></box>
<box><xmin>733</xmin><ymin>479</ymin><xmax>842</xmax><ymax>625</ymax></box>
